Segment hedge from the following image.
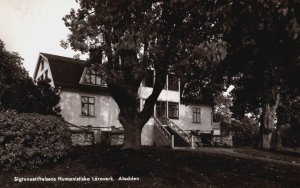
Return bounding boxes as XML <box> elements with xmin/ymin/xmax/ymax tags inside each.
<box><xmin>0</xmin><ymin>111</ymin><xmax>72</xmax><ymax>171</ymax></box>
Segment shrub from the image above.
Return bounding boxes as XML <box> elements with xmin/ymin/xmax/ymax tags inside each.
<box><xmin>0</xmin><ymin>111</ymin><xmax>72</xmax><ymax>171</ymax></box>
<box><xmin>221</xmin><ymin>121</ymin><xmax>259</xmax><ymax>147</ymax></box>
<box><xmin>282</xmin><ymin>125</ymin><xmax>300</xmax><ymax>147</ymax></box>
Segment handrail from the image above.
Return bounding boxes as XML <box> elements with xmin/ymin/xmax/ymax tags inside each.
<box><xmin>155</xmin><ymin>117</ymin><xmax>202</xmax><ymax>148</ymax></box>
<box><xmin>153</xmin><ymin>117</ymin><xmax>172</xmax><ymax>142</ymax></box>
<box><xmin>167</xmin><ymin>119</ymin><xmax>201</xmax><ymax>145</ymax></box>
<box><xmin>165</xmin><ymin>118</ymin><xmax>202</xmax><ymax>147</ymax></box>
<box><xmin>165</xmin><ymin>118</ymin><xmax>191</xmax><ymax>143</ymax></box>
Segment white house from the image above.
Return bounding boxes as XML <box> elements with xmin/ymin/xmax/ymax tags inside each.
<box><xmin>33</xmin><ymin>53</ymin><xmax>214</xmax><ymax>147</ymax></box>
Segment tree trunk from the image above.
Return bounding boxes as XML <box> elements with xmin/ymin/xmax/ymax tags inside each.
<box><xmin>260</xmin><ymin>103</ymin><xmax>273</xmax><ymax>149</ymax></box>
<box><xmin>105</xmin><ymin>55</ymin><xmax>167</xmax><ymax>149</ymax></box>
<box><xmin>258</xmin><ymin>93</ymin><xmax>280</xmax><ymax>149</ymax></box>
<box><xmin>118</xmin><ymin>103</ymin><xmax>154</xmax><ymax>149</ymax></box>
<box><xmin>118</xmin><ymin>103</ymin><xmax>144</xmax><ymax>149</ymax></box>
<box><xmin>122</xmin><ymin>121</ymin><xmax>143</xmax><ymax>149</ymax></box>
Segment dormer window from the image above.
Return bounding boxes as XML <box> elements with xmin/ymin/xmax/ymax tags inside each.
<box><xmin>82</xmin><ymin>68</ymin><xmax>106</xmax><ymax>86</ymax></box>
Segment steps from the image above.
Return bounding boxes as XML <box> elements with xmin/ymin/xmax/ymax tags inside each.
<box><xmin>156</xmin><ymin>117</ymin><xmax>202</xmax><ymax>148</ymax></box>
<box><xmin>165</xmin><ymin>126</ymin><xmax>190</xmax><ymax>147</ymax></box>
<box><xmin>153</xmin><ymin>117</ymin><xmax>172</xmax><ymax>146</ymax></box>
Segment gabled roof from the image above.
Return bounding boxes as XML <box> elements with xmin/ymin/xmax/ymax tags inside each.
<box><xmin>41</xmin><ymin>53</ymin><xmax>85</xmax><ymax>88</ymax></box>
<box><xmin>36</xmin><ymin>53</ymin><xmax>108</xmax><ymax>92</ymax></box>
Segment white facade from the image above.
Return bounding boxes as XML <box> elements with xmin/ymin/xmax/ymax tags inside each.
<box><xmin>33</xmin><ymin>53</ymin><xmax>213</xmax><ymax>146</ymax></box>
<box><xmin>59</xmin><ymin>90</ymin><xmax>122</xmax><ymax>130</ymax></box>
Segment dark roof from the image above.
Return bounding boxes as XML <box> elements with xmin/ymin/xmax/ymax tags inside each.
<box><xmin>41</xmin><ymin>53</ymin><xmax>85</xmax><ymax>87</ymax></box>
<box><xmin>40</xmin><ymin>53</ymin><xmax>108</xmax><ymax>92</ymax></box>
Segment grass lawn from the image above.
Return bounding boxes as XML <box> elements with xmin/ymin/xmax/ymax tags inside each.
<box><xmin>234</xmin><ymin>147</ymin><xmax>300</xmax><ymax>163</ymax></box>
<box><xmin>0</xmin><ymin>145</ymin><xmax>299</xmax><ymax>188</ymax></box>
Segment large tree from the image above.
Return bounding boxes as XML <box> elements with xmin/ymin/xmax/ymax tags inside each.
<box><xmin>0</xmin><ymin>40</ymin><xmax>60</xmax><ymax>115</ymax></box>
<box><xmin>62</xmin><ymin>0</ymin><xmax>228</xmax><ymax>149</ymax></box>
<box><xmin>0</xmin><ymin>40</ymin><xmax>28</xmax><ymax>98</ymax></box>
<box><xmin>223</xmin><ymin>0</ymin><xmax>300</xmax><ymax>149</ymax></box>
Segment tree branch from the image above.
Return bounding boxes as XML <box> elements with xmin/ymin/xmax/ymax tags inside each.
<box><xmin>138</xmin><ymin>67</ymin><xmax>167</xmax><ymax>125</ymax></box>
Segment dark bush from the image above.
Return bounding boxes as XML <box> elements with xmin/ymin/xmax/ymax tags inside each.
<box><xmin>221</xmin><ymin>120</ymin><xmax>259</xmax><ymax>147</ymax></box>
<box><xmin>282</xmin><ymin>125</ymin><xmax>300</xmax><ymax>147</ymax></box>
<box><xmin>0</xmin><ymin>111</ymin><xmax>72</xmax><ymax>171</ymax></box>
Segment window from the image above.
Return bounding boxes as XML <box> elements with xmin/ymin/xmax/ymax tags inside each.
<box><xmin>192</xmin><ymin>107</ymin><xmax>201</xmax><ymax>123</ymax></box>
<box><xmin>82</xmin><ymin>68</ymin><xmax>106</xmax><ymax>86</ymax></box>
<box><xmin>81</xmin><ymin>96</ymin><xmax>95</xmax><ymax>116</ymax></box>
<box><xmin>156</xmin><ymin>101</ymin><xmax>167</xmax><ymax>119</ymax></box>
<box><xmin>168</xmin><ymin>74</ymin><xmax>178</xmax><ymax>91</ymax></box>
<box><xmin>168</xmin><ymin>102</ymin><xmax>179</xmax><ymax>119</ymax></box>
<box><xmin>143</xmin><ymin>70</ymin><xmax>154</xmax><ymax>87</ymax></box>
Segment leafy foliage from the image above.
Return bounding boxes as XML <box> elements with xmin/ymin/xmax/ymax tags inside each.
<box><xmin>1</xmin><ymin>79</ymin><xmax>61</xmax><ymax>115</ymax></box>
<box><xmin>282</xmin><ymin>125</ymin><xmax>300</xmax><ymax>147</ymax></box>
<box><xmin>0</xmin><ymin>40</ymin><xmax>29</xmax><ymax>98</ymax></box>
<box><xmin>0</xmin><ymin>111</ymin><xmax>71</xmax><ymax>171</ymax></box>
<box><xmin>0</xmin><ymin>39</ymin><xmax>60</xmax><ymax>115</ymax></box>
<box><xmin>219</xmin><ymin>1</ymin><xmax>300</xmax><ymax>148</ymax></box>
<box><xmin>224</xmin><ymin>0</ymin><xmax>299</xmax><ymax>117</ymax></box>
<box><xmin>62</xmin><ymin>0</ymin><xmax>229</xmax><ymax>148</ymax></box>
<box><xmin>280</xmin><ymin>97</ymin><xmax>300</xmax><ymax>146</ymax></box>
<box><xmin>33</xmin><ymin>79</ymin><xmax>61</xmax><ymax>115</ymax></box>
<box><xmin>224</xmin><ymin>0</ymin><xmax>300</xmax><ymax>117</ymax></box>
<box><xmin>222</xmin><ymin>118</ymin><xmax>259</xmax><ymax>147</ymax></box>
<box><xmin>214</xmin><ymin>94</ymin><xmax>232</xmax><ymax>122</ymax></box>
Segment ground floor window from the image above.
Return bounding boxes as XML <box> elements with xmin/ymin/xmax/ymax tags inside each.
<box><xmin>156</xmin><ymin>101</ymin><xmax>167</xmax><ymax>119</ymax></box>
<box><xmin>81</xmin><ymin>96</ymin><xmax>95</xmax><ymax>116</ymax></box>
<box><xmin>168</xmin><ymin>102</ymin><xmax>179</xmax><ymax>119</ymax></box>
<box><xmin>193</xmin><ymin>107</ymin><xmax>201</xmax><ymax>123</ymax></box>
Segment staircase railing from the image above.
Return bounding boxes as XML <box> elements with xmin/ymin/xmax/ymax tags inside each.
<box><xmin>153</xmin><ymin>117</ymin><xmax>172</xmax><ymax>144</ymax></box>
<box><xmin>162</xmin><ymin>118</ymin><xmax>202</xmax><ymax>147</ymax></box>
<box><xmin>164</xmin><ymin>118</ymin><xmax>191</xmax><ymax>144</ymax></box>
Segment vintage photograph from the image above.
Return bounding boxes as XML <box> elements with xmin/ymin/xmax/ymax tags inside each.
<box><xmin>0</xmin><ymin>0</ymin><xmax>300</xmax><ymax>187</ymax></box>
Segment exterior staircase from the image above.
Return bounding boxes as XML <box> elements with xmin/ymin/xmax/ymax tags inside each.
<box><xmin>165</xmin><ymin>126</ymin><xmax>190</xmax><ymax>147</ymax></box>
<box><xmin>154</xmin><ymin>117</ymin><xmax>202</xmax><ymax>148</ymax></box>
<box><xmin>153</xmin><ymin>117</ymin><xmax>172</xmax><ymax>146</ymax></box>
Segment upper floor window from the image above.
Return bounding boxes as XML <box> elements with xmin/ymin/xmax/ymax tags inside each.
<box><xmin>168</xmin><ymin>74</ymin><xmax>178</xmax><ymax>91</ymax></box>
<box><xmin>81</xmin><ymin>96</ymin><xmax>95</xmax><ymax>116</ymax></box>
<box><xmin>168</xmin><ymin>102</ymin><xmax>179</xmax><ymax>119</ymax></box>
<box><xmin>192</xmin><ymin>107</ymin><xmax>201</xmax><ymax>123</ymax></box>
<box><xmin>82</xmin><ymin>68</ymin><xmax>107</xmax><ymax>86</ymax></box>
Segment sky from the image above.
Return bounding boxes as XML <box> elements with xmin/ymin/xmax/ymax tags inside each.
<box><xmin>0</xmin><ymin>0</ymin><xmax>85</xmax><ymax>77</ymax></box>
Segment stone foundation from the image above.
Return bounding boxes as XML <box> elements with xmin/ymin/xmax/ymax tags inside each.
<box><xmin>212</xmin><ymin>135</ymin><xmax>233</xmax><ymax>147</ymax></box>
<box><xmin>70</xmin><ymin>131</ymin><xmax>94</xmax><ymax>146</ymax></box>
